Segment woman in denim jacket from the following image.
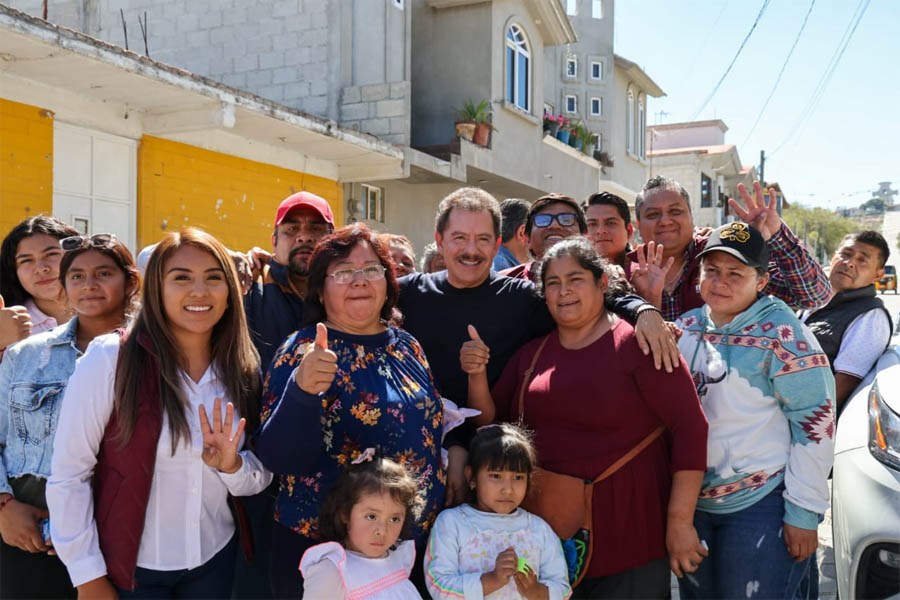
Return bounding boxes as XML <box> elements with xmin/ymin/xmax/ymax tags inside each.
<box><xmin>0</xmin><ymin>234</ymin><xmax>139</xmax><ymax>599</ymax></box>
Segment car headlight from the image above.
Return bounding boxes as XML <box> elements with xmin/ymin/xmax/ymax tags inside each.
<box><xmin>869</xmin><ymin>380</ymin><xmax>900</xmax><ymax>471</ymax></box>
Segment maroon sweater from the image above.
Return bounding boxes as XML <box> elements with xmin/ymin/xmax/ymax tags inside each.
<box><xmin>494</xmin><ymin>319</ymin><xmax>708</xmax><ymax>577</ymax></box>
<box><xmin>93</xmin><ymin>333</ymin><xmax>251</xmax><ymax>590</ymax></box>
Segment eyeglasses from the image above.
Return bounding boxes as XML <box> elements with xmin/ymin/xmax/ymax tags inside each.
<box><xmin>327</xmin><ymin>265</ymin><xmax>386</xmax><ymax>285</ymax></box>
<box><xmin>532</xmin><ymin>213</ymin><xmax>578</xmax><ymax>228</ymax></box>
<box><xmin>60</xmin><ymin>233</ymin><xmax>117</xmax><ymax>252</ymax></box>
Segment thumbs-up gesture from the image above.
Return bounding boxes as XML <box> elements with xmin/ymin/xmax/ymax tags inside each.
<box><xmin>294</xmin><ymin>323</ymin><xmax>339</xmax><ymax>395</ymax></box>
<box><xmin>0</xmin><ymin>295</ymin><xmax>33</xmax><ymax>352</ymax></box>
<box><xmin>460</xmin><ymin>324</ymin><xmax>490</xmax><ymax>375</ymax></box>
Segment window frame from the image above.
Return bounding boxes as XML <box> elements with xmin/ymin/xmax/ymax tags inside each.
<box><xmin>700</xmin><ymin>174</ymin><xmax>713</xmax><ymax>209</ymax></box>
<box><xmin>565</xmin><ymin>56</ymin><xmax>578</xmax><ymax>79</ymax></box>
<box><xmin>590</xmin><ymin>60</ymin><xmax>603</xmax><ymax>81</ymax></box>
<box><xmin>590</xmin><ymin>97</ymin><xmax>602</xmax><ymax>117</ymax></box>
<box><xmin>592</xmin><ymin>0</ymin><xmax>603</xmax><ymax>18</ymax></box>
<box><xmin>638</xmin><ymin>94</ymin><xmax>646</xmax><ymax>158</ymax></box>
<box><xmin>565</xmin><ymin>95</ymin><xmax>578</xmax><ymax>114</ymax></box>
<box><xmin>626</xmin><ymin>87</ymin><xmax>635</xmax><ymax>154</ymax></box>
<box><xmin>566</xmin><ymin>0</ymin><xmax>578</xmax><ymax>16</ymax></box>
<box><xmin>505</xmin><ymin>24</ymin><xmax>531</xmax><ymax>112</ymax></box>
<box><xmin>361</xmin><ymin>184</ymin><xmax>385</xmax><ymax>222</ymax></box>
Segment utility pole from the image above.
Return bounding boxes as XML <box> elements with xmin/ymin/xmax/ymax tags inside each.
<box><xmin>759</xmin><ymin>150</ymin><xmax>766</xmax><ymax>186</ymax></box>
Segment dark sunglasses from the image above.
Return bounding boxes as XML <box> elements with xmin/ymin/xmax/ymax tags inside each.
<box><xmin>533</xmin><ymin>213</ymin><xmax>578</xmax><ymax>228</ymax></box>
<box><xmin>60</xmin><ymin>233</ymin><xmax>117</xmax><ymax>252</ymax></box>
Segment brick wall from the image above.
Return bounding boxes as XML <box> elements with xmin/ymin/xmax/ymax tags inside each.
<box><xmin>8</xmin><ymin>0</ymin><xmax>334</xmax><ymax>119</ymax></box>
<box><xmin>340</xmin><ymin>81</ymin><xmax>410</xmax><ymax>146</ymax></box>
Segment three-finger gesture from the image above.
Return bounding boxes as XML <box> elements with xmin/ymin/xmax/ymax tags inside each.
<box><xmin>460</xmin><ymin>325</ymin><xmax>490</xmax><ymax>375</ymax></box>
<box><xmin>630</xmin><ymin>241</ymin><xmax>674</xmax><ymax>309</ymax></box>
<box><xmin>198</xmin><ymin>397</ymin><xmax>245</xmax><ymax>474</ymax></box>
<box><xmin>729</xmin><ymin>182</ymin><xmax>781</xmax><ymax>241</ymax></box>
<box><xmin>294</xmin><ymin>323</ymin><xmax>338</xmax><ymax>394</ymax></box>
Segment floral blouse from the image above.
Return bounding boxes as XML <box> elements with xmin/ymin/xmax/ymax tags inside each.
<box><xmin>256</xmin><ymin>325</ymin><xmax>446</xmax><ymax>545</ymax></box>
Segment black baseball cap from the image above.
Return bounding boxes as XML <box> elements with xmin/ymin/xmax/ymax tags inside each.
<box><xmin>698</xmin><ymin>222</ymin><xmax>769</xmax><ymax>268</ymax></box>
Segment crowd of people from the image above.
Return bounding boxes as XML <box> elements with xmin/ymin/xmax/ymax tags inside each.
<box><xmin>0</xmin><ymin>175</ymin><xmax>892</xmax><ymax>599</ymax></box>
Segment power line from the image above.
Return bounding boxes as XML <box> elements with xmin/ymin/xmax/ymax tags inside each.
<box><xmin>683</xmin><ymin>0</ymin><xmax>731</xmax><ymax>83</ymax></box>
<box><xmin>771</xmin><ymin>0</ymin><xmax>870</xmax><ymax>156</ymax></box>
<box><xmin>741</xmin><ymin>0</ymin><xmax>816</xmax><ymax>147</ymax></box>
<box><xmin>690</xmin><ymin>0</ymin><xmax>772</xmax><ymax>121</ymax></box>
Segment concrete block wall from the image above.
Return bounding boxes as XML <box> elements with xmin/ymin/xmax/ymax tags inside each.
<box><xmin>340</xmin><ymin>81</ymin><xmax>410</xmax><ymax>146</ymax></box>
<box><xmin>9</xmin><ymin>0</ymin><xmax>335</xmax><ymax>120</ymax></box>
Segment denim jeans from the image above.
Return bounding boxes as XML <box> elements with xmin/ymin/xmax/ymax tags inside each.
<box><xmin>117</xmin><ymin>535</ymin><xmax>237</xmax><ymax>599</ymax></box>
<box><xmin>679</xmin><ymin>486</ymin><xmax>812</xmax><ymax>600</ymax></box>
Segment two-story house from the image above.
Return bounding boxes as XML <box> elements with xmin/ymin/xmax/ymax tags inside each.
<box><xmin>646</xmin><ymin>119</ymin><xmax>760</xmax><ymax>228</ymax></box>
<box><xmin>4</xmin><ymin>0</ymin><xmax>665</xmax><ymax>254</ymax></box>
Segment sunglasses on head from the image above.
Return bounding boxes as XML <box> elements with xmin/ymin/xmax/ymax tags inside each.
<box><xmin>60</xmin><ymin>233</ymin><xmax>117</xmax><ymax>252</ymax></box>
<box><xmin>533</xmin><ymin>213</ymin><xmax>578</xmax><ymax>228</ymax></box>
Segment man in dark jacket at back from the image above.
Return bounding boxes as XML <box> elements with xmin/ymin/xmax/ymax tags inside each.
<box><xmin>801</xmin><ymin>230</ymin><xmax>893</xmax><ymax>415</ymax></box>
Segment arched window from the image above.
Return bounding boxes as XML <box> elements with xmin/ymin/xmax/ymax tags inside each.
<box><xmin>638</xmin><ymin>94</ymin><xmax>646</xmax><ymax>158</ymax></box>
<box><xmin>506</xmin><ymin>25</ymin><xmax>530</xmax><ymax>112</ymax></box>
<box><xmin>626</xmin><ymin>88</ymin><xmax>635</xmax><ymax>154</ymax></box>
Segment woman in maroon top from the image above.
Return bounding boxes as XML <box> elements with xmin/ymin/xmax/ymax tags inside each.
<box><xmin>463</xmin><ymin>237</ymin><xmax>709</xmax><ymax>599</ymax></box>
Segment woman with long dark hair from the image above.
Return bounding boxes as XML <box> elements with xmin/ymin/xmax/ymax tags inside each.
<box><xmin>0</xmin><ymin>233</ymin><xmax>140</xmax><ymax>599</ymax></box>
<box><xmin>47</xmin><ymin>228</ymin><xmax>272</xmax><ymax>599</ymax></box>
<box><xmin>0</xmin><ymin>216</ymin><xmax>80</xmax><ymax>353</ymax></box>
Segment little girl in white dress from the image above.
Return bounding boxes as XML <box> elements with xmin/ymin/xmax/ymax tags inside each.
<box><xmin>300</xmin><ymin>449</ymin><xmax>424</xmax><ymax>599</ymax></box>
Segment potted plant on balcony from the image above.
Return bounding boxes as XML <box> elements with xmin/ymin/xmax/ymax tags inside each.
<box><xmin>543</xmin><ymin>113</ymin><xmax>562</xmax><ymax>137</ymax></box>
<box><xmin>582</xmin><ymin>131</ymin><xmax>598</xmax><ymax>157</ymax></box>
<box><xmin>569</xmin><ymin>121</ymin><xmax>584</xmax><ymax>151</ymax></box>
<box><xmin>455</xmin><ymin>99</ymin><xmax>494</xmax><ymax>146</ymax></box>
<box><xmin>555</xmin><ymin>116</ymin><xmax>571</xmax><ymax>144</ymax></box>
<box><xmin>473</xmin><ymin>115</ymin><xmax>496</xmax><ymax>147</ymax></box>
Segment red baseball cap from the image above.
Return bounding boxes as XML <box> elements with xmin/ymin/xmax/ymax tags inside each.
<box><xmin>275</xmin><ymin>191</ymin><xmax>334</xmax><ymax>226</ymax></box>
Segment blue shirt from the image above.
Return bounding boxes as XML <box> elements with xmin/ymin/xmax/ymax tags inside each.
<box><xmin>244</xmin><ymin>261</ymin><xmax>305</xmax><ymax>372</ymax></box>
<box><xmin>492</xmin><ymin>244</ymin><xmax>520</xmax><ymax>272</ymax></box>
<box><xmin>256</xmin><ymin>325</ymin><xmax>445</xmax><ymax>544</ymax></box>
<box><xmin>0</xmin><ymin>318</ymin><xmax>82</xmax><ymax>495</ymax></box>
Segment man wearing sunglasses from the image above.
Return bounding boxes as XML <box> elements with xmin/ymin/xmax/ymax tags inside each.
<box><xmin>500</xmin><ymin>193</ymin><xmax>587</xmax><ymax>282</ymax></box>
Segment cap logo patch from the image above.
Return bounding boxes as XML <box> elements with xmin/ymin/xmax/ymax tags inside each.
<box><xmin>721</xmin><ymin>222</ymin><xmax>750</xmax><ymax>243</ymax></box>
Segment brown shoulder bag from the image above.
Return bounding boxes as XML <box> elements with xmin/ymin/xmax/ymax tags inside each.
<box><xmin>515</xmin><ymin>334</ymin><xmax>664</xmax><ymax>586</ymax></box>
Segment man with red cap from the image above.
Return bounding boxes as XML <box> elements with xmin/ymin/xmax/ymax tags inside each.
<box><xmin>245</xmin><ymin>191</ymin><xmax>334</xmax><ymax>372</ymax></box>
<box><xmin>238</xmin><ymin>191</ymin><xmax>334</xmax><ymax>600</ymax></box>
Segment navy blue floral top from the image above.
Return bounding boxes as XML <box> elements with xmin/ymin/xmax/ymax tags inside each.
<box><xmin>255</xmin><ymin>325</ymin><xmax>445</xmax><ymax>545</ymax></box>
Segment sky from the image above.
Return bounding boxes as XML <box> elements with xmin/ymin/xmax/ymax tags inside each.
<box><xmin>614</xmin><ymin>0</ymin><xmax>899</xmax><ymax>210</ymax></box>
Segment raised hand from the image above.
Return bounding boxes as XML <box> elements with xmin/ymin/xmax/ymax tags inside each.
<box><xmin>198</xmin><ymin>397</ymin><xmax>245</xmax><ymax>474</ymax></box>
<box><xmin>0</xmin><ymin>497</ymin><xmax>50</xmax><ymax>553</ymax></box>
<box><xmin>0</xmin><ymin>295</ymin><xmax>33</xmax><ymax>351</ymax></box>
<box><xmin>460</xmin><ymin>325</ymin><xmax>490</xmax><ymax>375</ymax></box>
<box><xmin>294</xmin><ymin>323</ymin><xmax>338</xmax><ymax>394</ymax></box>
<box><xmin>247</xmin><ymin>247</ymin><xmax>272</xmax><ymax>282</ymax></box>
<box><xmin>630</xmin><ymin>241</ymin><xmax>674</xmax><ymax>309</ymax></box>
<box><xmin>729</xmin><ymin>182</ymin><xmax>781</xmax><ymax>241</ymax></box>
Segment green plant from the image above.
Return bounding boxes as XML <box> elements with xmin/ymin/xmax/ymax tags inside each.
<box><xmin>455</xmin><ymin>99</ymin><xmax>489</xmax><ymax>123</ymax></box>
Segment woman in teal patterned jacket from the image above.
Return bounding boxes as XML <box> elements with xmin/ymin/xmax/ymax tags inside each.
<box><xmin>255</xmin><ymin>224</ymin><xmax>445</xmax><ymax>598</ymax></box>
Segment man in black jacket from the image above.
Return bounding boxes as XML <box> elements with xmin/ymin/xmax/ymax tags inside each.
<box><xmin>801</xmin><ymin>230</ymin><xmax>893</xmax><ymax>414</ymax></box>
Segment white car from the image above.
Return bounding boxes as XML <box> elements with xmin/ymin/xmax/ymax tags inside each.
<box><xmin>832</xmin><ymin>343</ymin><xmax>900</xmax><ymax>599</ymax></box>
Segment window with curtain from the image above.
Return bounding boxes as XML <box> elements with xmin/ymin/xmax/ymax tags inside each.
<box><xmin>506</xmin><ymin>25</ymin><xmax>530</xmax><ymax>111</ymax></box>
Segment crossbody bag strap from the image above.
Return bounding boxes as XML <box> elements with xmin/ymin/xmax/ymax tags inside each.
<box><xmin>516</xmin><ymin>335</ymin><xmax>552</xmax><ymax>422</ymax></box>
<box><xmin>592</xmin><ymin>424</ymin><xmax>665</xmax><ymax>484</ymax></box>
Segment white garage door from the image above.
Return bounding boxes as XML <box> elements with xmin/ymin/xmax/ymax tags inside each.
<box><xmin>53</xmin><ymin>123</ymin><xmax>137</xmax><ymax>251</ymax></box>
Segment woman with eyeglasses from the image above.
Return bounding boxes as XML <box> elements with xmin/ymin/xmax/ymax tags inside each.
<box><xmin>256</xmin><ymin>223</ymin><xmax>446</xmax><ymax>597</ymax></box>
<box><xmin>46</xmin><ymin>228</ymin><xmax>272</xmax><ymax>599</ymax></box>
<box><xmin>0</xmin><ymin>233</ymin><xmax>139</xmax><ymax>598</ymax></box>
<box><xmin>0</xmin><ymin>216</ymin><xmax>81</xmax><ymax>356</ymax></box>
